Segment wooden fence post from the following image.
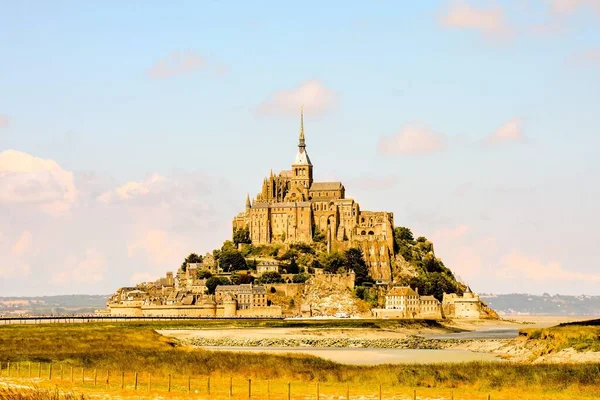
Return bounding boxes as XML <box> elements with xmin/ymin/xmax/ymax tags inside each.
<box><xmin>229</xmin><ymin>376</ymin><xmax>233</xmax><ymax>397</ymax></box>
<box><xmin>17</xmin><ymin>362</ymin><xmax>20</xmax><ymax>378</ymax></box>
<box><xmin>70</xmin><ymin>366</ymin><xmax>73</xmax><ymax>383</ymax></box>
<box><xmin>94</xmin><ymin>369</ymin><xmax>98</xmax><ymax>386</ymax></box>
<box><xmin>317</xmin><ymin>382</ymin><xmax>320</xmax><ymax>400</ymax></box>
<box><xmin>81</xmin><ymin>368</ymin><xmax>85</xmax><ymax>384</ymax></box>
<box><xmin>207</xmin><ymin>376</ymin><xmax>210</xmax><ymax>395</ymax></box>
<box><xmin>106</xmin><ymin>370</ymin><xmax>110</xmax><ymax>387</ymax></box>
<box><xmin>287</xmin><ymin>382</ymin><xmax>291</xmax><ymax>400</ymax></box>
<box><xmin>37</xmin><ymin>362</ymin><xmax>41</xmax><ymax>379</ymax></box>
<box><xmin>48</xmin><ymin>363</ymin><xmax>52</xmax><ymax>380</ymax></box>
<box><xmin>346</xmin><ymin>383</ymin><xmax>350</xmax><ymax>400</ymax></box>
<box><xmin>28</xmin><ymin>362</ymin><xmax>31</xmax><ymax>378</ymax></box>
<box><xmin>6</xmin><ymin>362</ymin><xmax>9</xmax><ymax>377</ymax></box>
<box><xmin>267</xmin><ymin>380</ymin><xmax>270</xmax><ymax>400</ymax></box>
<box><xmin>135</xmin><ymin>372</ymin><xmax>138</xmax><ymax>390</ymax></box>
<box><xmin>379</xmin><ymin>384</ymin><xmax>382</xmax><ymax>400</ymax></box>
<box><xmin>168</xmin><ymin>374</ymin><xmax>171</xmax><ymax>392</ymax></box>
<box><xmin>121</xmin><ymin>371</ymin><xmax>124</xmax><ymax>390</ymax></box>
<box><xmin>148</xmin><ymin>373</ymin><xmax>151</xmax><ymax>391</ymax></box>
<box><xmin>248</xmin><ymin>378</ymin><xmax>251</xmax><ymax>399</ymax></box>
<box><xmin>60</xmin><ymin>364</ymin><xmax>64</xmax><ymax>380</ymax></box>
<box><xmin>414</xmin><ymin>388</ymin><xmax>417</xmax><ymax>400</ymax></box>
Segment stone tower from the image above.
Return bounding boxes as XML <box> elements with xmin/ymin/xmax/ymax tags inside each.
<box><xmin>291</xmin><ymin>107</ymin><xmax>313</xmax><ymax>190</ymax></box>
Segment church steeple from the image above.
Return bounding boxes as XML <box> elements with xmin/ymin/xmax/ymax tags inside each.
<box><xmin>299</xmin><ymin>106</ymin><xmax>306</xmax><ymax>148</ymax></box>
<box><xmin>245</xmin><ymin>193</ymin><xmax>251</xmax><ymax>210</ymax></box>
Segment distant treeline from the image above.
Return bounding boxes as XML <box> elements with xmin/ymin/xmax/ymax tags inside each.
<box><xmin>481</xmin><ymin>293</ymin><xmax>600</xmax><ymax>316</ymax></box>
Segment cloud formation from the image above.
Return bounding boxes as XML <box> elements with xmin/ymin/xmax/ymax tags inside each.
<box><xmin>257</xmin><ymin>80</ymin><xmax>338</xmax><ymax>116</ymax></box>
<box><xmin>440</xmin><ymin>1</ymin><xmax>512</xmax><ymax>39</ymax></box>
<box><xmin>147</xmin><ymin>51</ymin><xmax>205</xmax><ymax>79</ymax></box>
<box><xmin>485</xmin><ymin>118</ymin><xmax>524</xmax><ymax>145</ymax></box>
<box><xmin>495</xmin><ymin>251</ymin><xmax>600</xmax><ymax>283</ymax></box>
<box><xmin>566</xmin><ymin>48</ymin><xmax>600</xmax><ymax>69</ymax></box>
<box><xmin>550</xmin><ymin>0</ymin><xmax>600</xmax><ymax>15</ymax></box>
<box><xmin>53</xmin><ymin>249</ymin><xmax>107</xmax><ymax>284</ymax></box>
<box><xmin>377</xmin><ymin>124</ymin><xmax>447</xmax><ymax>155</ymax></box>
<box><xmin>0</xmin><ymin>150</ymin><xmax>78</xmax><ymax>215</ymax></box>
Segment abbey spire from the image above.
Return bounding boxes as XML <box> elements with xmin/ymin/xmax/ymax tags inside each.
<box><xmin>294</xmin><ymin>106</ymin><xmax>312</xmax><ymax>166</ymax></box>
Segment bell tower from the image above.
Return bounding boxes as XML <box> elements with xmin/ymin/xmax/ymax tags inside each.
<box><xmin>291</xmin><ymin>106</ymin><xmax>313</xmax><ymax>189</ymax></box>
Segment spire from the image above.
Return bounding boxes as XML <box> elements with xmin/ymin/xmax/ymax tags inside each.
<box><xmin>299</xmin><ymin>105</ymin><xmax>306</xmax><ymax>148</ymax></box>
<box><xmin>245</xmin><ymin>193</ymin><xmax>251</xmax><ymax>208</ymax></box>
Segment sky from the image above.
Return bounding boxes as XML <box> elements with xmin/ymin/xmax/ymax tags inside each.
<box><xmin>1</xmin><ymin>0</ymin><xmax>599</xmax><ymax>296</ymax></box>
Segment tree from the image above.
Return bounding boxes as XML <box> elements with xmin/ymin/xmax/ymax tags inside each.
<box><xmin>180</xmin><ymin>253</ymin><xmax>203</xmax><ymax>271</ymax></box>
<box><xmin>344</xmin><ymin>248</ymin><xmax>370</xmax><ymax>285</ymax></box>
<box><xmin>205</xmin><ymin>277</ymin><xmax>231</xmax><ymax>294</ymax></box>
<box><xmin>230</xmin><ymin>273</ymin><xmax>255</xmax><ymax>285</ymax></box>
<box><xmin>197</xmin><ymin>269</ymin><xmax>213</xmax><ymax>279</ymax></box>
<box><xmin>394</xmin><ymin>227</ymin><xmax>414</xmax><ymax>243</ymax></box>
<box><xmin>313</xmin><ymin>228</ymin><xmax>326</xmax><ymax>243</ymax></box>
<box><xmin>409</xmin><ymin>272</ymin><xmax>460</xmax><ymax>301</ymax></box>
<box><xmin>219</xmin><ymin>249</ymin><xmax>247</xmax><ymax>272</ymax></box>
<box><xmin>292</xmin><ymin>273</ymin><xmax>311</xmax><ymax>283</ymax></box>
<box><xmin>256</xmin><ymin>271</ymin><xmax>284</xmax><ymax>284</ymax></box>
<box><xmin>233</xmin><ymin>226</ymin><xmax>251</xmax><ymax>245</ymax></box>
<box><xmin>286</xmin><ymin>257</ymin><xmax>299</xmax><ymax>274</ymax></box>
<box><xmin>319</xmin><ymin>252</ymin><xmax>345</xmax><ymax>274</ymax></box>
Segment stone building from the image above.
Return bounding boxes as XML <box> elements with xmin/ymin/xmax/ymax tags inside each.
<box><xmin>442</xmin><ymin>287</ymin><xmax>481</xmax><ymax>319</ymax></box>
<box><xmin>215</xmin><ymin>284</ymin><xmax>268</xmax><ymax>309</ymax></box>
<box><xmin>256</xmin><ymin>260</ymin><xmax>282</xmax><ymax>275</ymax></box>
<box><xmin>233</xmin><ymin>110</ymin><xmax>395</xmax><ymax>281</ymax></box>
<box><xmin>372</xmin><ymin>285</ymin><xmax>442</xmax><ymax>319</ymax></box>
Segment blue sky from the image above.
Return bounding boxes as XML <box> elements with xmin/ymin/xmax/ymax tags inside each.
<box><xmin>1</xmin><ymin>0</ymin><xmax>599</xmax><ymax>296</ymax></box>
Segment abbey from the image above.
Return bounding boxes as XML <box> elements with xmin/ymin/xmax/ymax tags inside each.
<box><xmin>233</xmin><ymin>110</ymin><xmax>395</xmax><ymax>281</ymax></box>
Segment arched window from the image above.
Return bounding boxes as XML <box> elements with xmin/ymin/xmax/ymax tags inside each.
<box><xmin>361</xmin><ymin>230</ymin><xmax>366</xmax><ymax>235</ymax></box>
<box><xmin>368</xmin><ymin>231</ymin><xmax>375</xmax><ymax>235</ymax></box>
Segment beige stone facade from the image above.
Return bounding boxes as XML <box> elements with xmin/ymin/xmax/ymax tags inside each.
<box><xmin>442</xmin><ymin>287</ymin><xmax>482</xmax><ymax>319</ymax></box>
<box><xmin>372</xmin><ymin>286</ymin><xmax>442</xmax><ymax>319</ymax></box>
<box><xmin>233</xmin><ymin>111</ymin><xmax>394</xmax><ymax>281</ymax></box>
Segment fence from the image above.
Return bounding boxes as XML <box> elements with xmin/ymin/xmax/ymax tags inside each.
<box><xmin>0</xmin><ymin>361</ymin><xmax>494</xmax><ymax>400</ymax></box>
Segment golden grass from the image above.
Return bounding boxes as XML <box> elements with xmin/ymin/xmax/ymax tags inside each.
<box><xmin>0</xmin><ymin>322</ymin><xmax>599</xmax><ymax>399</ymax></box>
<box><xmin>520</xmin><ymin>322</ymin><xmax>600</xmax><ymax>355</ymax></box>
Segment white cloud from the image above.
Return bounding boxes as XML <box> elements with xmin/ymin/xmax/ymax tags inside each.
<box><xmin>147</xmin><ymin>51</ymin><xmax>205</xmax><ymax>79</ymax></box>
<box><xmin>0</xmin><ymin>115</ymin><xmax>8</xmax><ymax>128</ymax></box>
<box><xmin>0</xmin><ymin>150</ymin><xmax>78</xmax><ymax>215</ymax></box>
<box><xmin>485</xmin><ymin>118</ymin><xmax>524</xmax><ymax>145</ymax></box>
<box><xmin>440</xmin><ymin>1</ymin><xmax>513</xmax><ymax>39</ymax></box>
<box><xmin>129</xmin><ymin>272</ymin><xmax>161</xmax><ymax>285</ymax></box>
<box><xmin>550</xmin><ymin>0</ymin><xmax>600</xmax><ymax>15</ymax></box>
<box><xmin>98</xmin><ymin>173</ymin><xmax>165</xmax><ymax>203</ymax></box>
<box><xmin>377</xmin><ymin>124</ymin><xmax>447</xmax><ymax>155</ymax></box>
<box><xmin>566</xmin><ymin>48</ymin><xmax>600</xmax><ymax>69</ymax></box>
<box><xmin>257</xmin><ymin>80</ymin><xmax>338</xmax><ymax>116</ymax></box>
<box><xmin>127</xmin><ymin>229</ymin><xmax>187</xmax><ymax>267</ymax></box>
<box><xmin>11</xmin><ymin>231</ymin><xmax>33</xmax><ymax>255</ymax></box>
<box><xmin>495</xmin><ymin>251</ymin><xmax>600</xmax><ymax>283</ymax></box>
<box><xmin>53</xmin><ymin>249</ymin><xmax>107</xmax><ymax>284</ymax></box>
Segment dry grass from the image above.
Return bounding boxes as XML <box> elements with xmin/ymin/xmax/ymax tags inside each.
<box><xmin>520</xmin><ymin>320</ymin><xmax>600</xmax><ymax>355</ymax></box>
<box><xmin>0</xmin><ymin>387</ymin><xmax>84</xmax><ymax>399</ymax></box>
<box><xmin>0</xmin><ymin>322</ymin><xmax>599</xmax><ymax>398</ymax></box>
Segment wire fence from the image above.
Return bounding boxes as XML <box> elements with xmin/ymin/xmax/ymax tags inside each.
<box><xmin>0</xmin><ymin>361</ymin><xmax>493</xmax><ymax>400</ymax></box>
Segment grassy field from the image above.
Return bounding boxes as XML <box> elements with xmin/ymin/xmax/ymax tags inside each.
<box><xmin>0</xmin><ymin>321</ymin><xmax>599</xmax><ymax>399</ymax></box>
<box><xmin>520</xmin><ymin>319</ymin><xmax>600</xmax><ymax>354</ymax></box>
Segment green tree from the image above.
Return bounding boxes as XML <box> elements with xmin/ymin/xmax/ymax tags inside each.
<box><xmin>395</xmin><ymin>227</ymin><xmax>415</xmax><ymax>243</ymax></box>
<box><xmin>292</xmin><ymin>273</ymin><xmax>311</xmax><ymax>283</ymax></box>
<box><xmin>230</xmin><ymin>273</ymin><xmax>255</xmax><ymax>285</ymax></box>
<box><xmin>233</xmin><ymin>226</ymin><xmax>251</xmax><ymax>245</ymax></box>
<box><xmin>205</xmin><ymin>276</ymin><xmax>231</xmax><ymax>294</ymax></box>
<box><xmin>319</xmin><ymin>251</ymin><xmax>345</xmax><ymax>274</ymax></box>
<box><xmin>286</xmin><ymin>257</ymin><xmax>299</xmax><ymax>274</ymax></box>
<box><xmin>344</xmin><ymin>248</ymin><xmax>370</xmax><ymax>285</ymax></box>
<box><xmin>313</xmin><ymin>228</ymin><xmax>326</xmax><ymax>243</ymax></box>
<box><xmin>256</xmin><ymin>271</ymin><xmax>284</xmax><ymax>284</ymax></box>
<box><xmin>219</xmin><ymin>249</ymin><xmax>247</xmax><ymax>272</ymax></box>
<box><xmin>180</xmin><ymin>253</ymin><xmax>203</xmax><ymax>271</ymax></box>
<box><xmin>196</xmin><ymin>269</ymin><xmax>213</xmax><ymax>279</ymax></box>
